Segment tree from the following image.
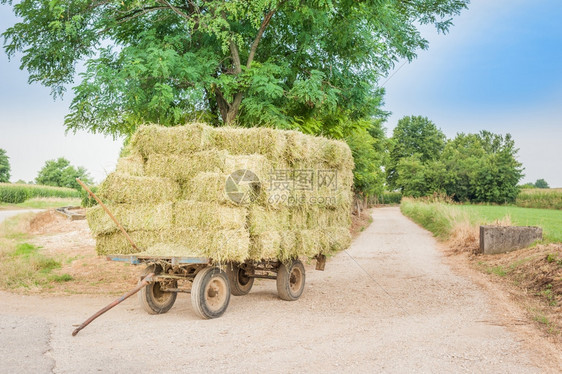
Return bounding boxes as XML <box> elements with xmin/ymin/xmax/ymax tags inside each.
<box><xmin>35</xmin><ymin>158</ymin><xmax>93</xmax><ymax>190</ymax></box>
<box><xmin>346</xmin><ymin>122</ymin><xmax>386</xmax><ymax>197</ymax></box>
<box><xmin>391</xmin><ymin>129</ymin><xmax>523</xmax><ymax>203</ymax></box>
<box><xmin>2</xmin><ymin>0</ymin><xmax>468</xmax><ymax>137</ymax></box>
<box><xmin>534</xmin><ymin>179</ymin><xmax>549</xmax><ymax>189</ymax></box>
<box><xmin>0</xmin><ymin>148</ymin><xmax>10</xmax><ymax>183</ymax></box>
<box><xmin>386</xmin><ymin>116</ymin><xmax>446</xmax><ymax>189</ymax></box>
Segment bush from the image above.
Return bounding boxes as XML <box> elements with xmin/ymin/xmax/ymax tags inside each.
<box><xmin>0</xmin><ymin>183</ymin><xmax>80</xmax><ymax>204</ymax></box>
<box><xmin>81</xmin><ymin>186</ymin><xmax>99</xmax><ymax>207</ymax></box>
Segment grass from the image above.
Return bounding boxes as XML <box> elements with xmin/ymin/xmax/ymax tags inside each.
<box><xmin>0</xmin><ymin>197</ymin><xmax>82</xmax><ymax>210</ymax></box>
<box><xmin>400</xmin><ymin>198</ymin><xmax>562</xmax><ymax>243</ymax></box>
<box><xmin>0</xmin><ymin>213</ymin><xmax>67</xmax><ymax>290</ymax></box>
<box><xmin>456</xmin><ymin>205</ymin><xmax>562</xmax><ymax>243</ymax></box>
<box><xmin>517</xmin><ymin>188</ymin><xmax>562</xmax><ymax>210</ymax></box>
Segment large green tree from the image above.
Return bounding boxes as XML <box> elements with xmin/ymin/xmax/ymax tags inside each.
<box><xmin>35</xmin><ymin>158</ymin><xmax>93</xmax><ymax>190</ymax></box>
<box><xmin>0</xmin><ymin>148</ymin><xmax>10</xmax><ymax>182</ymax></box>
<box><xmin>386</xmin><ymin>115</ymin><xmax>446</xmax><ymax>189</ymax></box>
<box><xmin>2</xmin><ymin>0</ymin><xmax>467</xmax><ymax>137</ymax></box>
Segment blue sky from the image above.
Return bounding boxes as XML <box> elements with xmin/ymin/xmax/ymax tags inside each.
<box><xmin>0</xmin><ymin>0</ymin><xmax>561</xmax><ymax>186</ymax></box>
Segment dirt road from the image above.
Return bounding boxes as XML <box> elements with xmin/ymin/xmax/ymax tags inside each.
<box><xmin>0</xmin><ymin>207</ymin><xmax>559</xmax><ymax>373</ymax></box>
<box><xmin>0</xmin><ymin>209</ymin><xmax>43</xmax><ymax>222</ymax></box>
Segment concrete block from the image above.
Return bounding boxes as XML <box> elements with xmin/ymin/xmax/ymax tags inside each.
<box><xmin>479</xmin><ymin>226</ymin><xmax>542</xmax><ymax>254</ymax></box>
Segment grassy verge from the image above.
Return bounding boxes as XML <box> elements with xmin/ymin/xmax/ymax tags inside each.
<box><xmin>401</xmin><ymin>197</ymin><xmax>562</xmax><ymax>337</ymax></box>
<box><xmin>0</xmin><ymin>213</ymin><xmax>73</xmax><ymax>291</ymax></box>
<box><xmin>401</xmin><ymin>198</ymin><xmax>562</xmax><ymax>243</ymax></box>
<box><xmin>0</xmin><ymin>197</ymin><xmax>82</xmax><ymax>210</ymax></box>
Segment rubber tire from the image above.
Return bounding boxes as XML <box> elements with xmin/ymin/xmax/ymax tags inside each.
<box><xmin>138</xmin><ymin>265</ymin><xmax>177</xmax><ymax>315</ymax></box>
<box><xmin>225</xmin><ymin>263</ymin><xmax>254</xmax><ymax>296</ymax></box>
<box><xmin>191</xmin><ymin>267</ymin><xmax>231</xmax><ymax>319</ymax></box>
<box><xmin>276</xmin><ymin>259</ymin><xmax>306</xmax><ymax>301</ymax></box>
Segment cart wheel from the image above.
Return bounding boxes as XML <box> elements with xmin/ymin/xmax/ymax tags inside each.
<box><xmin>225</xmin><ymin>263</ymin><xmax>254</xmax><ymax>296</ymax></box>
<box><xmin>191</xmin><ymin>267</ymin><xmax>231</xmax><ymax>319</ymax></box>
<box><xmin>138</xmin><ymin>265</ymin><xmax>177</xmax><ymax>315</ymax></box>
<box><xmin>276</xmin><ymin>259</ymin><xmax>305</xmax><ymax>301</ymax></box>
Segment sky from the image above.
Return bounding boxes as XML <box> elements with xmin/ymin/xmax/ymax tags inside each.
<box><xmin>0</xmin><ymin>0</ymin><xmax>561</xmax><ymax>186</ymax></box>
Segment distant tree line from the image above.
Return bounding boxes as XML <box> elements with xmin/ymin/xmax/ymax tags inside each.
<box><xmin>385</xmin><ymin>116</ymin><xmax>524</xmax><ymax>203</ymax></box>
<box><xmin>0</xmin><ymin>149</ymin><xmax>92</xmax><ymax>190</ymax></box>
<box><xmin>520</xmin><ymin>179</ymin><xmax>550</xmax><ymax>189</ymax></box>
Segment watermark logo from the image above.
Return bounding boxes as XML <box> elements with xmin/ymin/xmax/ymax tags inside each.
<box><xmin>225</xmin><ymin>169</ymin><xmax>261</xmax><ymax>205</ymax></box>
<box><xmin>225</xmin><ymin>168</ymin><xmax>339</xmax><ymax>206</ymax></box>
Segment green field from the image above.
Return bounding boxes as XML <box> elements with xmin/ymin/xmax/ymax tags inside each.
<box><xmin>0</xmin><ymin>183</ymin><xmax>80</xmax><ymax>204</ymax></box>
<box><xmin>516</xmin><ymin>188</ymin><xmax>562</xmax><ymax>210</ymax></box>
<box><xmin>401</xmin><ymin>198</ymin><xmax>562</xmax><ymax>243</ymax></box>
<box><xmin>0</xmin><ymin>197</ymin><xmax>82</xmax><ymax>210</ymax></box>
<box><xmin>457</xmin><ymin>205</ymin><xmax>562</xmax><ymax>243</ymax></box>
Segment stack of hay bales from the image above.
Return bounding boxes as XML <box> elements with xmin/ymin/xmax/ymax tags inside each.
<box><xmin>87</xmin><ymin>123</ymin><xmax>354</xmax><ymax>263</ymax></box>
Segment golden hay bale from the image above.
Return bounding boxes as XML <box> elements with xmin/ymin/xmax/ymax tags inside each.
<box><xmin>248</xmin><ymin>205</ymin><xmax>290</xmax><ymax>234</ymax></box>
<box><xmin>288</xmin><ymin>206</ymin><xmax>351</xmax><ymax>229</ymax></box>
<box><xmin>131</xmin><ymin>123</ymin><xmax>210</xmax><ymax>157</ymax></box>
<box><xmin>95</xmin><ymin>228</ymin><xmax>250</xmax><ymax>262</ymax></box>
<box><xmin>323</xmin><ymin>226</ymin><xmax>352</xmax><ymax>253</ymax></box>
<box><xmin>185</xmin><ymin>172</ymin><xmax>229</xmax><ymax>203</ymax></box>
<box><xmin>173</xmin><ymin>200</ymin><xmax>246</xmax><ymax>230</ymax></box>
<box><xmin>144</xmin><ymin>150</ymin><xmax>228</xmax><ymax>180</ymax></box>
<box><xmin>95</xmin><ymin>230</ymin><xmax>160</xmax><ymax>255</ymax></box>
<box><xmin>283</xmin><ymin>131</ymin><xmax>314</xmax><ymax>164</ymax></box>
<box><xmin>87</xmin><ymin>203</ymin><xmax>173</xmax><ymax>235</ymax></box>
<box><xmin>224</xmin><ymin>154</ymin><xmax>273</xmax><ymax>182</ymax></box>
<box><xmin>99</xmin><ymin>173</ymin><xmax>181</xmax><ymax>203</ymax></box>
<box><xmin>94</xmin><ymin>123</ymin><xmax>355</xmax><ymax>260</ymax></box>
<box><xmin>115</xmin><ymin>153</ymin><xmax>145</xmax><ymax>176</ymax></box>
<box><xmin>207</xmin><ymin>127</ymin><xmax>287</xmax><ymax>163</ymax></box>
<box><xmin>249</xmin><ymin>231</ymin><xmax>282</xmax><ymax>260</ymax></box>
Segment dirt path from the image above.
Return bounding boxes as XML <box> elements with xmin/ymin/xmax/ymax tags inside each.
<box><xmin>0</xmin><ymin>209</ymin><xmax>44</xmax><ymax>223</ymax></box>
<box><xmin>0</xmin><ymin>207</ymin><xmax>559</xmax><ymax>373</ymax></box>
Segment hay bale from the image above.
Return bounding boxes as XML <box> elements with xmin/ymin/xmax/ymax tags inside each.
<box><xmin>288</xmin><ymin>206</ymin><xmax>351</xmax><ymax>230</ymax></box>
<box><xmin>87</xmin><ymin>203</ymin><xmax>172</xmax><ymax>235</ymax></box>
<box><xmin>248</xmin><ymin>205</ymin><xmax>289</xmax><ymax>234</ymax></box>
<box><xmin>224</xmin><ymin>154</ymin><xmax>272</xmax><ymax>182</ymax></box>
<box><xmin>323</xmin><ymin>226</ymin><xmax>352</xmax><ymax>253</ymax></box>
<box><xmin>99</xmin><ymin>173</ymin><xmax>181</xmax><ymax>203</ymax></box>
<box><xmin>174</xmin><ymin>200</ymin><xmax>246</xmax><ymax>230</ymax></box>
<box><xmin>91</xmin><ymin>123</ymin><xmax>354</xmax><ymax>260</ymax></box>
<box><xmin>249</xmin><ymin>231</ymin><xmax>282</xmax><ymax>260</ymax></box>
<box><xmin>185</xmin><ymin>172</ymin><xmax>228</xmax><ymax>203</ymax></box>
<box><xmin>115</xmin><ymin>153</ymin><xmax>145</xmax><ymax>176</ymax></box>
<box><xmin>96</xmin><ymin>228</ymin><xmax>249</xmax><ymax>262</ymax></box>
<box><xmin>95</xmin><ymin>230</ymin><xmax>160</xmax><ymax>255</ymax></box>
<box><xmin>208</xmin><ymin>127</ymin><xmax>287</xmax><ymax>163</ymax></box>
<box><xmin>131</xmin><ymin>123</ymin><xmax>210</xmax><ymax>157</ymax></box>
<box><xmin>144</xmin><ymin>150</ymin><xmax>228</xmax><ymax>180</ymax></box>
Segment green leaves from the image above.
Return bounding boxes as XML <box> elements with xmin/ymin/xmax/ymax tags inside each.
<box><xmin>35</xmin><ymin>157</ymin><xmax>92</xmax><ymax>190</ymax></box>
<box><xmin>2</xmin><ymin>0</ymin><xmax>468</xmax><ymax>133</ymax></box>
<box><xmin>0</xmin><ymin>149</ymin><xmax>10</xmax><ymax>183</ymax></box>
<box><xmin>389</xmin><ymin>124</ymin><xmax>524</xmax><ymax>204</ymax></box>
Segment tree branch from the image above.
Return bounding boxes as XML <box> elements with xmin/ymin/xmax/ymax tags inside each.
<box><xmin>156</xmin><ymin>0</ymin><xmax>192</xmax><ymax>22</ymax></box>
<box><xmin>246</xmin><ymin>9</ymin><xmax>275</xmax><ymax>69</ymax></box>
<box><xmin>229</xmin><ymin>40</ymin><xmax>242</xmax><ymax>74</ymax></box>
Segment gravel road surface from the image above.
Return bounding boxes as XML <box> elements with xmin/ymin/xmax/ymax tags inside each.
<box><xmin>0</xmin><ymin>207</ymin><xmax>558</xmax><ymax>373</ymax></box>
